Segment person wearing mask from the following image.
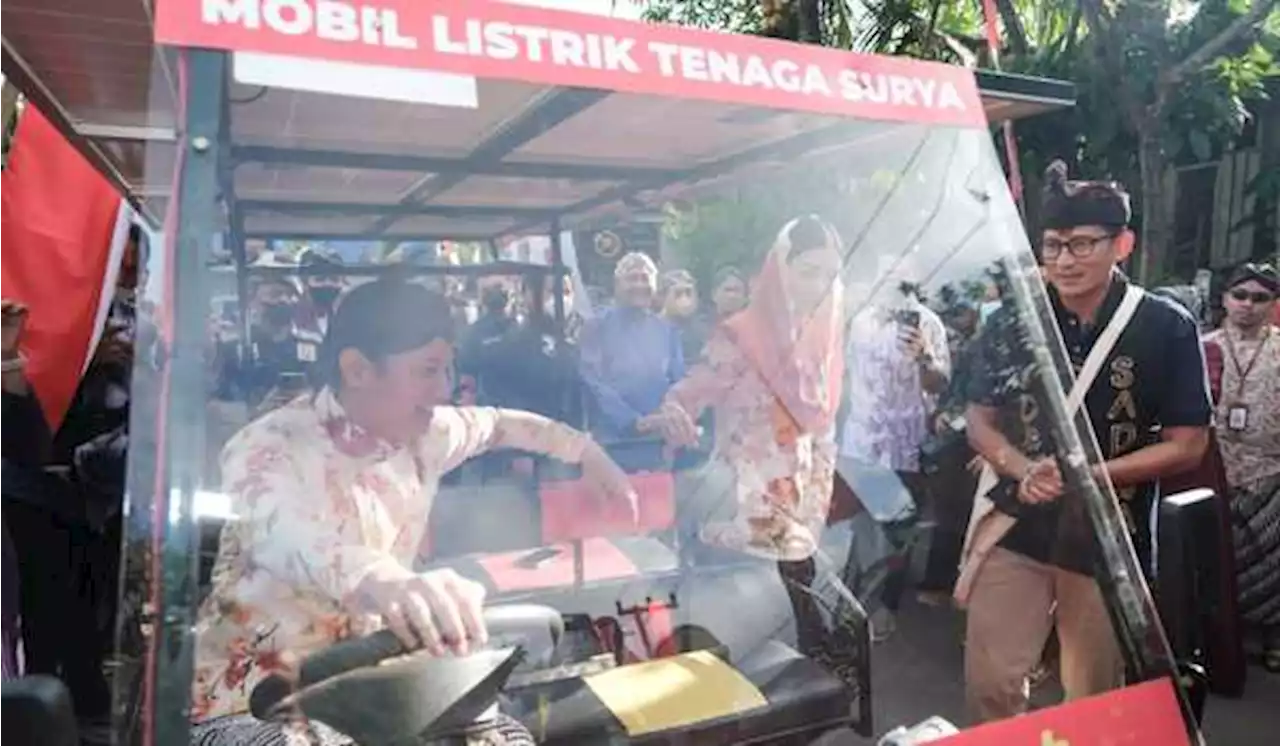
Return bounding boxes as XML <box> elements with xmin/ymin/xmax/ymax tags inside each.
<box><xmin>294</xmin><ymin>247</ymin><xmax>345</xmax><ymax>339</ymax></box>
<box><xmin>457</xmin><ymin>280</ymin><xmax>515</xmax><ymax>404</ymax></box>
<box><xmin>1204</xmin><ymin>263</ymin><xmax>1280</xmax><ymax>672</ymax></box>
<box><xmin>660</xmin><ymin>269</ymin><xmax>711</xmax><ymax>364</ymax></box>
<box><xmin>1</xmin><ymin>300</ymin><xmax>41</xmax><ymax>682</ymax></box>
<box><xmin>579</xmin><ymin>252</ymin><xmax>684</xmax><ymax>471</ymax></box>
<box><xmin>960</xmin><ymin>162</ymin><xmax>1211</xmax><ymax>721</ymax></box>
<box><xmin>641</xmin><ymin>216</ymin><xmax>848</xmax><ymax>676</ymax></box>
<box><xmin>215</xmin><ymin>277</ymin><xmax>307</xmax><ymax>410</ymax></box>
<box><xmin>189</xmin><ymin>280</ymin><xmax>636</xmax><ymax>743</ymax></box>
<box><xmin>710</xmin><ymin>266</ymin><xmax>749</xmax><ymax>320</ymax></box>
<box><xmin>482</xmin><ymin>273</ymin><xmax>580</xmax><ymax>423</ymax></box>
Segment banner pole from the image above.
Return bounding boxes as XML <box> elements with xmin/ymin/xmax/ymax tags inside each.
<box><xmin>980</xmin><ymin>0</ymin><xmax>1025</xmax><ymax>215</ymax></box>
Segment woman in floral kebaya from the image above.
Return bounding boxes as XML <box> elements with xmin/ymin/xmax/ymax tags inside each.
<box><xmin>641</xmin><ymin>216</ymin><xmax>852</xmax><ymax>682</ymax></box>
<box><xmin>644</xmin><ymin>215</ymin><xmax>846</xmax><ymax>562</ymax></box>
<box><xmin>189</xmin><ymin>280</ymin><xmax>635</xmax><ymax>744</ymax></box>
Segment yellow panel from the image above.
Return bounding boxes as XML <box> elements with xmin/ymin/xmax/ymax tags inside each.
<box><xmin>584</xmin><ymin>650</ymin><xmax>767</xmax><ymax>736</ymax></box>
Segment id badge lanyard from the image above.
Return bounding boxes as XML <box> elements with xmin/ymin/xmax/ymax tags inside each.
<box><xmin>1222</xmin><ymin>327</ymin><xmax>1271</xmax><ymax>432</ymax></box>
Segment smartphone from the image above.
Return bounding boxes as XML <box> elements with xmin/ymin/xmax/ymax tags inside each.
<box><xmin>896</xmin><ymin>309</ymin><xmax>920</xmax><ymax>329</ymax></box>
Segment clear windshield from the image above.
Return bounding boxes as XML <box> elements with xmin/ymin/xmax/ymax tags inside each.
<box><xmin>120</xmin><ymin>7</ymin><xmax>1187</xmax><ymax>746</ymax></box>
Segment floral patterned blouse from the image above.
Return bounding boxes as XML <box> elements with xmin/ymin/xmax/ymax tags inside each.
<box><xmin>191</xmin><ymin>389</ymin><xmax>586</xmax><ymax>722</ymax></box>
<box><xmin>663</xmin><ymin>328</ymin><xmax>838</xmax><ymax>562</ymax></box>
<box><xmin>839</xmin><ymin>306</ymin><xmax>950</xmax><ymax>472</ymax></box>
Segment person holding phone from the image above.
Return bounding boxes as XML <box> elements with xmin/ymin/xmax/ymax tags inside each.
<box><xmin>836</xmin><ymin>279</ymin><xmax>950</xmax><ymax>640</ymax></box>
<box><xmin>214</xmin><ymin>277</ymin><xmax>310</xmax><ymax>410</ymax></box>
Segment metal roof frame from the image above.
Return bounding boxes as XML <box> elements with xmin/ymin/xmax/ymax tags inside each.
<box><xmin>2</xmin><ymin>1</ymin><xmax>1078</xmax><ymax>238</ymax></box>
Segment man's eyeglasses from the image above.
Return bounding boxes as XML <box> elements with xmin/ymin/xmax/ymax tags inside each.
<box><xmin>1228</xmin><ymin>288</ymin><xmax>1276</xmax><ymax>304</ymax></box>
<box><xmin>1041</xmin><ymin>233</ymin><xmax>1115</xmax><ymax>261</ymax></box>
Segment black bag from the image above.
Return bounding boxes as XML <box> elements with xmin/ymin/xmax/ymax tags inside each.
<box><xmin>918</xmin><ymin>425</ymin><xmax>966</xmax><ymax>477</ymax></box>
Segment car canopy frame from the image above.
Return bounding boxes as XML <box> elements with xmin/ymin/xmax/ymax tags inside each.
<box><xmin>2</xmin><ymin>2</ymin><xmax>1197</xmax><ymax>745</ymax></box>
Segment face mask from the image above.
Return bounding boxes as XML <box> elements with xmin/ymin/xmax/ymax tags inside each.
<box><xmin>261</xmin><ymin>303</ymin><xmax>293</xmax><ymax>328</ymax></box>
<box><xmin>666</xmin><ymin>290</ymin><xmax>696</xmax><ymax>318</ymax></box>
<box><xmin>310</xmin><ymin>287</ymin><xmax>341</xmax><ymax>310</ymax></box>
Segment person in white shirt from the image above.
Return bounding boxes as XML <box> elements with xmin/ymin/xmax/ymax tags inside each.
<box><xmin>837</xmin><ymin>283</ymin><xmax>950</xmax><ymax>640</ymax></box>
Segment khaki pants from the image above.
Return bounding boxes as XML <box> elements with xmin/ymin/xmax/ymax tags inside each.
<box><xmin>964</xmin><ymin>547</ymin><xmax>1124</xmax><ymax>722</ymax></box>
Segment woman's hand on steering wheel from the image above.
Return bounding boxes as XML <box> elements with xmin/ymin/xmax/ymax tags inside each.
<box><xmin>361</xmin><ymin>567</ymin><xmax>488</xmax><ymax>657</ymax></box>
<box><xmin>581</xmin><ymin>439</ymin><xmax>640</xmax><ymax>524</ymax></box>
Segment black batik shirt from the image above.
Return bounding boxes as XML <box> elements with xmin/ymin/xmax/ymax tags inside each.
<box><xmin>967</xmin><ymin>273</ymin><xmax>1211</xmax><ymax>574</ymax></box>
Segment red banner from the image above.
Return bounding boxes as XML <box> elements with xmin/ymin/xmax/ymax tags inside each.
<box><xmin>155</xmin><ymin>0</ymin><xmax>986</xmax><ymax>127</ymax></box>
<box><xmin>938</xmin><ymin>679</ymin><xmax>1191</xmax><ymax>746</ymax></box>
<box><xmin>1</xmin><ymin>106</ymin><xmax>127</xmax><ymax>428</ymax></box>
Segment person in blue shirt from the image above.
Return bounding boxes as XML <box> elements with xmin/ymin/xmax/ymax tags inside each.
<box><xmin>579</xmin><ymin>252</ymin><xmax>684</xmax><ymax>471</ymax></box>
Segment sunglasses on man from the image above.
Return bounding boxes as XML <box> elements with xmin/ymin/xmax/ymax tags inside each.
<box><xmin>1228</xmin><ymin>288</ymin><xmax>1276</xmax><ymax>304</ymax></box>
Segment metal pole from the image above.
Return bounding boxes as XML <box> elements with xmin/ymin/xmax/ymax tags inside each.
<box><xmin>150</xmin><ymin>48</ymin><xmax>224</xmax><ymax>746</ymax></box>
<box><xmin>549</xmin><ymin>219</ymin><xmax>566</xmax><ymax>328</ymax></box>
<box><xmin>230</xmin><ymin>211</ymin><xmax>253</xmax><ymax>352</ymax></box>
<box><xmin>548</xmin><ymin>220</ymin><xmax>577</xmax><ymax>432</ymax></box>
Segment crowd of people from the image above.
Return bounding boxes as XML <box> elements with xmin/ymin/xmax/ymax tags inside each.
<box><xmin>2</xmin><ymin>226</ymin><xmax>143</xmax><ymax>740</ymax></box>
<box><xmin>1</xmin><ymin>165</ymin><xmax>1278</xmax><ymax>744</ymax></box>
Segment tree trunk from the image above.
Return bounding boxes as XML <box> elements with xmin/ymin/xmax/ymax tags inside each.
<box><xmin>1137</xmin><ymin>123</ymin><xmax>1173</xmax><ymax>284</ymax></box>
<box><xmin>760</xmin><ymin>0</ymin><xmax>821</xmax><ymax>43</ymax></box>
<box><xmin>992</xmin><ymin>0</ymin><xmax>1030</xmax><ymax>57</ymax></box>
<box><xmin>797</xmin><ymin>0</ymin><xmax>822</xmax><ymax>43</ymax></box>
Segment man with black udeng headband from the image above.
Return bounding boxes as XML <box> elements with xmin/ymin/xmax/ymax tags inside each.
<box><xmin>961</xmin><ymin>161</ymin><xmax>1211</xmax><ymax>721</ymax></box>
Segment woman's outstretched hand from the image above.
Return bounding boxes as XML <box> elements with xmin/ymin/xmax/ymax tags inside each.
<box><xmin>580</xmin><ymin>438</ymin><xmax>640</xmax><ymax>523</ymax></box>
<box><xmin>637</xmin><ymin>403</ymin><xmax>699</xmax><ymax>448</ymax></box>
<box><xmin>360</xmin><ymin>567</ymin><xmax>488</xmax><ymax>657</ymax></box>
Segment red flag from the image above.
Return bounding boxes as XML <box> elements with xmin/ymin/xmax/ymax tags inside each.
<box><xmin>1</xmin><ymin>105</ymin><xmax>129</xmax><ymax>428</ymax></box>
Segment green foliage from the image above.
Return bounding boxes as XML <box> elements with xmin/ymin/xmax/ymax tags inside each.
<box><xmin>660</xmin><ymin>166</ymin><xmax>850</xmax><ymax>288</ymax></box>
<box><xmin>639</xmin><ymin>0</ymin><xmax>1279</xmax><ymax>280</ymax></box>
<box><xmin>642</xmin><ymin>0</ymin><xmax>765</xmax><ymax>34</ymax></box>
<box><xmin>659</xmin><ymin>158</ymin><xmax>914</xmax><ymax>288</ymax></box>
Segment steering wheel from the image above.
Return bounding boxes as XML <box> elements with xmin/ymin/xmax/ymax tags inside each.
<box><xmin>250</xmin><ymin>605</ymin><xmax>563</xmax><ymax>745</ymax></box>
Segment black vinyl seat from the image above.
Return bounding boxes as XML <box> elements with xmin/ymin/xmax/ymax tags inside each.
<box><xmin>2</xmin><ymin>675</ymin><xmax>79</xmax><ymax>746</ymax></box>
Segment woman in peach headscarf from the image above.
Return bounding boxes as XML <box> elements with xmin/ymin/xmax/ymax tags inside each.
<box><xmin>642</xmin><ymin>214</ymin><xmax>849</xmax><ymax>672</ymax></box>
<box><xmin>646</xmin><ymin>215</ymin><xmax>845</xmax><ymax>560</ymax></box>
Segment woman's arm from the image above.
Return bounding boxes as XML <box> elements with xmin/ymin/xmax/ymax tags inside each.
<box><xmin>431</xmin><ymin>406</ymin><xmax>589</xmax><ymax>473</ymax></box>
<box><xmin>430</xmin><ymin>406</ymin><xmax>637</xmax><ymax>519</ymax></box>
<box><xmin>663</xmin><ymin>329</ymin><xmax>745</xmax><ymax>422</ymax></box>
